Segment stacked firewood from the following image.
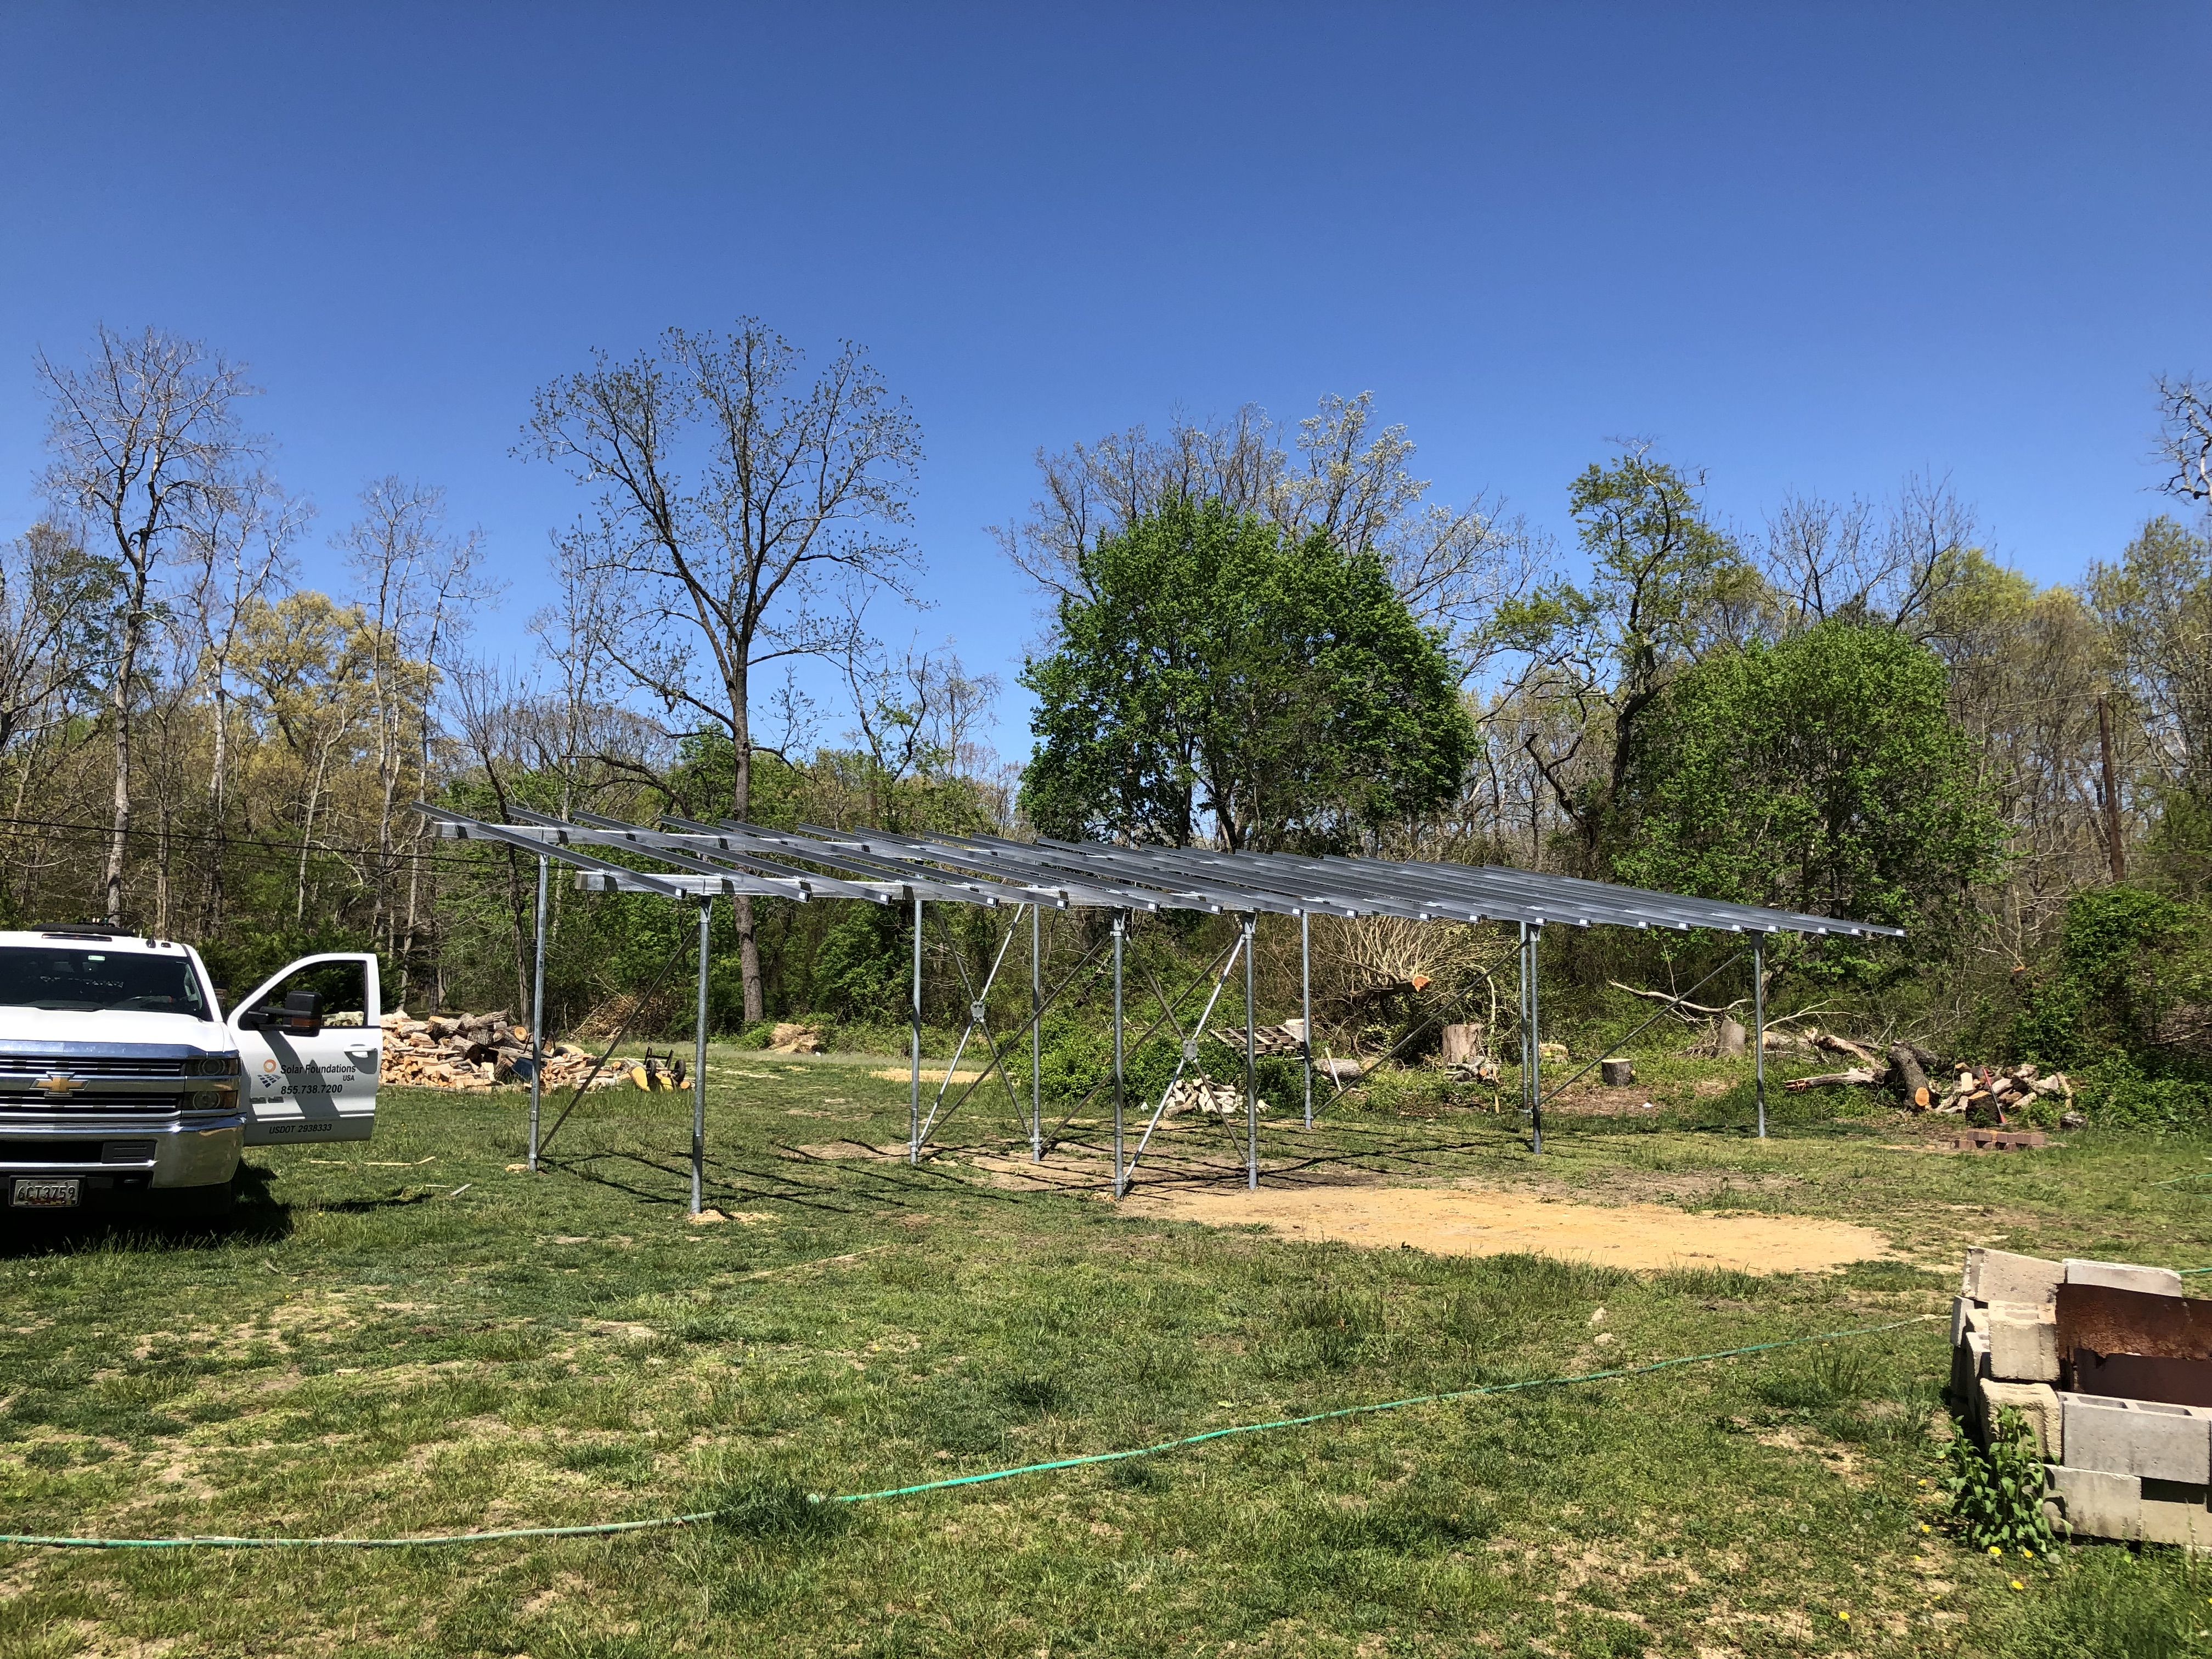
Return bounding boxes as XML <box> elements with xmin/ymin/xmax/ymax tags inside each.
<box><xmin>377</xmin><ymin>1011</ymin><xmax>633</xmax><ymax>1092</ymax></box>
<box><xmin>1161</xmin><ymin>1076</ymin><xmax>1266</xmax><ymax>1117</ymax></box>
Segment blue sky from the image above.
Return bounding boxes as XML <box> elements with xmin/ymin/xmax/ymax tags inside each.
<box><xmin>2</xmin><ymin>3</ymin><xmax>2205</xmax><ymax>759</ymax></box>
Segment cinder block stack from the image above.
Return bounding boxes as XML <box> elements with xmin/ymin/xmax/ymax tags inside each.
<box><xmin>1951</xmin><ymin>1246</ymin><xmax>2212</xmax><ymax>1546</ymax></box>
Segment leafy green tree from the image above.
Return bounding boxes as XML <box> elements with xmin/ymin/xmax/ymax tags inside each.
<box><xmin>1019</xmin><ymin>499</ymin><xmax>1472</xmax><ymax>851</ymax></box>
<box><xmin>1488</xmin><ymin>452</ymin><xmax>1754</xmax><ymax>867</ymax></box>
<box><xmin>1612</xmin><ymin>622</ymin><xmax>2005</xmax><ymax>972</ymax></box>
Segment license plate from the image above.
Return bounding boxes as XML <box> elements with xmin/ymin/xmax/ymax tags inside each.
<box><xmin>10</xmin><ymin>1177</ymin><xmax>80</xmax><ymax>1209</ymax></box>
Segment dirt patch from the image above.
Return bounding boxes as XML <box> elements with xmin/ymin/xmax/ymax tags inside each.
<box><xmin>1118</xmin><ymin>1182</ymin><xmax>1890</xmax><ymax>1274</ymax></box>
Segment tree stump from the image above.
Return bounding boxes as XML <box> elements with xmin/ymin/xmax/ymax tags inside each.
<box><xmin>1600</xmin><ymin>1058</ymin><xmax>1634</xmax><ymax>1087</ymax></box>
<box><xmin>1441</xmin><ymin>1023</ymin><xmax>1485</xmax><ymax>1065</ymax></box>
<box><xmin>1717</xmin><ymin>1017</ymin><xmax>1747</xmax><ymax>1057</ymax></box>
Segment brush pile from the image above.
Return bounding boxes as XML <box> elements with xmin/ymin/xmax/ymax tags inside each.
<box><xmin>376</xmin><ymin>1011</ymin><xmax>634</xmax><ymax>1092</ymax></box>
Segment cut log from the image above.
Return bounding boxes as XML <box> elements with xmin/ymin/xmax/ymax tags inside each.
<box><xmin>1784</xmin><ymin>1067</ymin><xmax>1880</xmax><ymax>1091</ymax></box>
<box><xmin>1887</xmin><ymin>1043</ymin><xmax>1932</xmax><ymax>1104</ymax></box>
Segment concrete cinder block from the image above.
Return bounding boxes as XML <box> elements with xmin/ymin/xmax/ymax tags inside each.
<box><xmin>2045</xmin><ymin>1464</ymin><xmax>2212</xmax><ymax>1547</ymax></box>
<box><xmin>2064</xmin><ymin>1259</ymin><xmax>2185</xmax><ymax>1297</ymax></box>
<box><xmin>1950</xmin><ymin>1296</ymin><xmax>1985</xmax><ymax>1347</ymax></box>
<box><xmin>1977</xmin><ymin>1379</ymin><xmax>2062</xmax><ymax>1460</ymax></box>
<box><xmin>1950</xmin><ymin>1330</ymin><xmax>1991</xmax><ymax>1406</ymax></box>
<box><xmin>1962</xmin><ymin>1247</ymin><xmax>2063</xmax><ymax>1307</ymax></box>
<box><xmin>1987</xmin><ymin>1301</ymin><xmax>2060</xmax><ymax>1383</ymax></box>
<box><xmin>2060</xmin><ymin>1393</ymin><xmax>2212</xmax><ymax>1483</ymax></box>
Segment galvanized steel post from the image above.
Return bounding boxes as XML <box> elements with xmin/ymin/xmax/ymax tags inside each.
<box><xmin>910</xmin><ymin>895</ymin><xmax>923</xmax><ymax>1166</ymax></box>
<box><xmin>528</xmin><ymin>853</ymin><xmax>546</xmax><ymax>1173</ymax></box>
<box><xmin>1244</xmin><ymin>913</ymin><xmax>1259</xmax><ymax>1190</ymax></box>
<box><xmin>1528</xmin><ymin>925</ymin><xmax>1544</xmax><ymax>1155</ymax></box>
<box><xmin>1111</xmin><ymin>912</ymin><xmax>1126</xmax><ymax>1198</ymax></box>
<box><xmin>1300</xmin><ymin>911</ymin><xmax>1313</xmax><ymax>1131</ymax></box>
<box><xmin>1753</xmin><ymin>936</ymin><xmax>1767</xmax><ymax>1140</ymax></box>
<box><xmin>1030</xmin><ymin>903</ymin><xmax>1043</xmax><ymax>1161</ymax></box>
<box><xmin>690</xmin><ymin>898</ymin><xmax>709</xmax><ymax>1217</ymax></box>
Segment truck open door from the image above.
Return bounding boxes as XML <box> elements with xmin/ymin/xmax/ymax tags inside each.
<box><xmin>231</xmin><ymin>953</ymin><xmax>382</xmax><ymax>1146</ymax></box>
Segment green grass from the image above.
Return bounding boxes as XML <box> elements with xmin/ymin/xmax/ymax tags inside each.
<box><xmin>3</xmin><ymin>1046</ymin><xmax>2211</xmax><ymax>1655</ymax></box>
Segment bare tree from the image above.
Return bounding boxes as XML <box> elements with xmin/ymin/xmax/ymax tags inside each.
<box><xmin>2156</xmin><ymin>374</ymin><xmax>2212</xmax><ymax>503</ymax></box>
<box><xmin>522</xmin><ymin>320</ymin><xmax>924</xmax><ymax>1021</ymax></box>
<box><xmin>337</xmin><ymin>477</ymin><xmax>486</xmax><ymax>955</ymax></box>
<box><xmin>1757</xmin><ymin>473</ymin><xmax>1977</xmax><ymax>640</ymax></box>
<box><xmin>184</xmin><ymin>471</ymin><xmax>302</xmax><ymax>933</ymax></box>
<box><xmin>994</xmin><ymin>392</ymin><xmax>1539</xmax><ymax>665</ymax></box>
<box><xmin>36</xmin><ymin>325</ymin><xmax>261</xmax><ymax>922</ymax></box>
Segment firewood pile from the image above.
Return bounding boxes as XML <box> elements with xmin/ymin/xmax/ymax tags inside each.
<box><xmin>376</xmin><ymin>1011</ymin><xmax>635</xmax><ymax>1092</ymax></box>
<box><xmin>1201</xmin><ymin>1018</ymin><xmax>1307</xmax><ymax>1057</ymax></box>
<box><xmin>1782</xmin><ymin>1030</ymin><xmax>2074</xmax><ymax>1122</ymax></box>
<box><xmin>1161</xmin><ymin>1076</ymin><xmax>1268</xmax><ymax>1117</ymax></box>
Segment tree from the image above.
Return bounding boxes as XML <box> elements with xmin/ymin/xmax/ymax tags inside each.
<box><xmin>336</xmin><ymin>477</ymin><xmax>484</xmax><ymax>962</ymax></box>
<box><xmin>36</xmin><ymin>325</ymin><xmax>261</xmax><ymax>922</ymax></box>
<box><xmin>2155</xmin><ymin>375</ymin><xmax>2212</xmax><ymax>504</ymax></box>
<box><xmin>1019</xmin><ymin>499</ymin><xmax>1474</xmax><ymax>851</ymax></box>
<box><xmin>1612</xmin><ymin>622</ymin><xmax>2006</xmax><ymax>970</ymax></box>
<box><xmin>2089</xmin><ymin>516</ymin><xmax>2212</xmax><ymax>807</ymax></box>
<box><xmin>994</xmin><ymin>392</ymin><xmax>1539</xmax><ymax>663</ymax></box>
<box><xmin>523</xmin><ymin>321</ymin><xmax>923</xmax><ymax>1022</ymax></box>
<box><xmin>1487</xmin><ymin>452</ymin><xmax>1752</xmax><ymax>868</ymax></box>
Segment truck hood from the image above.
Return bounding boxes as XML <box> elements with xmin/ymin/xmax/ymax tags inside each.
<box><xmin>0</xmin><ymin>1007</ymin><xmax>232</xmax><ymax>1052</ymax></box>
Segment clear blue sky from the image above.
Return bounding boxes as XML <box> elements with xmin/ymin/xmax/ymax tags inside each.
<box><xmin>3</xmin><ymin>3</ymin><xmax>2205</xmax><ymax>758</ymax></box>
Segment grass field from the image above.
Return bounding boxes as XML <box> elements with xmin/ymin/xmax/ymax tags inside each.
<box><xmin>4</xmin><ymin>1048</ymin><xmax>2212</xmax><ymax>1657</ymax></box>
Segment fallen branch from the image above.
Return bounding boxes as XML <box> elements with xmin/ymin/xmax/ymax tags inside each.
<box><xmin>1784</xmin><ymin>1067</ymin><xmax>1881</xmax><ymax>1092</ymax></box>
<box><xmin>1607</xmin><ymin>980</ymin><xmax>1748</xmax><ymax>1018</ymax></box>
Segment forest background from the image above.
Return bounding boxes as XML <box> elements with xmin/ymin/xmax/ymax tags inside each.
<box><xmin>4</xmin><ymin>322</ymin><xmax>2209</xmax><ymax>1125</ymax></box>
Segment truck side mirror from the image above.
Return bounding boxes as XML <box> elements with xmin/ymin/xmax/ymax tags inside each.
<box><xmin>282</xmin><ymin>989</ymin><xmax>324</xmax><ymax>1036</ymax></box>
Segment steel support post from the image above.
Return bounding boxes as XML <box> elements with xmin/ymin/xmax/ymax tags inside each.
<box><xmin>1753</xmin><ymin>936</ymin><xmax>1767</xmax><ymax>1140</ymax></box>
<box><xmin>1111</xmin><ymin>913</ymin><xmax>1126</xmax><ymax>1199</ymax></box>
<box><xmin>1517</xmin><ymin>922</ymin><xmax>1530</xmax><ymax>1127</ymax></box>
<box><xmin>1030</xmin><ymin>904</ymin><xmax>1043</xmax><ymax>1161</ymax></box>
<box><xmin>1528</xmin><ymin>926</ymin><xmax>1545</xmax><ymax>1155</ymax></box>
<box><xmin>1300</xmin><ymin>911</ymin><xmax>1313</xmax><ymax>1132</ymax></box>
<box><xmin>690</xmin><ymin>899</ymin><xmax>709</xmax><ymax>1217</ymax></box>
<box><xmin>1244</xmin><ymin>914</ymin><xmax>1258</xmax><ymax>1191</ymax></box>
<box><xmin>528</xmin><ymin>853</ymin><xmax>546</xmax><ymax>1173</ymax></box>
<box><xmin>909</xmin><ymin>896</ymin><xmax>923</xmax><ymax>1166</ymax></box>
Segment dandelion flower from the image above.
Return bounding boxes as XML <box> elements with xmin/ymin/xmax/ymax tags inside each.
<box><xmin>1988</xmin><ymin>1545</ymin><xmax>2002</xmax><ymax>1557</ymax></box>
<box><xmin>2010</xmin><ymin>1578</ymin><xmax>2025</xmax><ymax>1591</ymax></box>
<box><xmin>1837</xmin><ymin>1610</ymin><xmax>1850</xmax><ymax>1622</ymax></box>
<box><xmin>1920</xmin><ymin>1523</ymin><xmax>1931</xmax><ymax>1534</ymax></box>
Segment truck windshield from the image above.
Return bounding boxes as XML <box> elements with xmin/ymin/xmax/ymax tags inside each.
<box><xmin>0</xmin><ymin>947</ymin><xmax>210</xmax><ymax>1016</ymax></box>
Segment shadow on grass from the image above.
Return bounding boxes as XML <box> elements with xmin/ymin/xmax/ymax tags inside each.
<box><xmin>0</xmin><ymin>1162</ymin><xmax>293</xmax><ymax>1256</ymax></box>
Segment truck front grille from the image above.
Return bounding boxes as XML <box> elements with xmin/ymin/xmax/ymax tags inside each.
<box><xmin>0</xmin><ymin>1054</ymin><xmax>190</xmax><ymax>1078</ymax></box>
<box><xmin>0</xmin><ymin>1092</ymin><xmax>187</xmax><ymax>1114</ymax></box>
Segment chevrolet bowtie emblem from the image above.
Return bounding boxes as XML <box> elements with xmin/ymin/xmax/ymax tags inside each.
<box><xmin>37</xmin><ymin>1073</ymin><xmax>83</xmax><ymax>1098</ymax></box>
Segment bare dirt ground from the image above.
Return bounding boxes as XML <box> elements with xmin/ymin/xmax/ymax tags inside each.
<box><xmin>1114</xmin><ymin>1182</ymin><xmax>1891</xmax><ymax>1274</ymax></box>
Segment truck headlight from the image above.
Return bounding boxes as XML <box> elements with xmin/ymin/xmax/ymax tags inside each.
<box><xmin>184</xmin><ymin>1084</ymin><xmax>240</xmax><ymax>1112</ymax></box>
<box><xmin>185</xmin><ymin>1054</ymin><xmax>241</xmax><ymax>1077</ymax></box>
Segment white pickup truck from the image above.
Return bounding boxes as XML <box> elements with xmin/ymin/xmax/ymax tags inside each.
<box><xmin>0</xmin><ymin>926</ymin><xmax>382</xmax><ymax>1217</ymax></box>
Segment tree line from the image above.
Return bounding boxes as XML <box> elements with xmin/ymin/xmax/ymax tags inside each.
<box><xmin>2</xmin><ymin>323</ymin><xmax>2207</xmax><ymax>1104</ymax></box>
